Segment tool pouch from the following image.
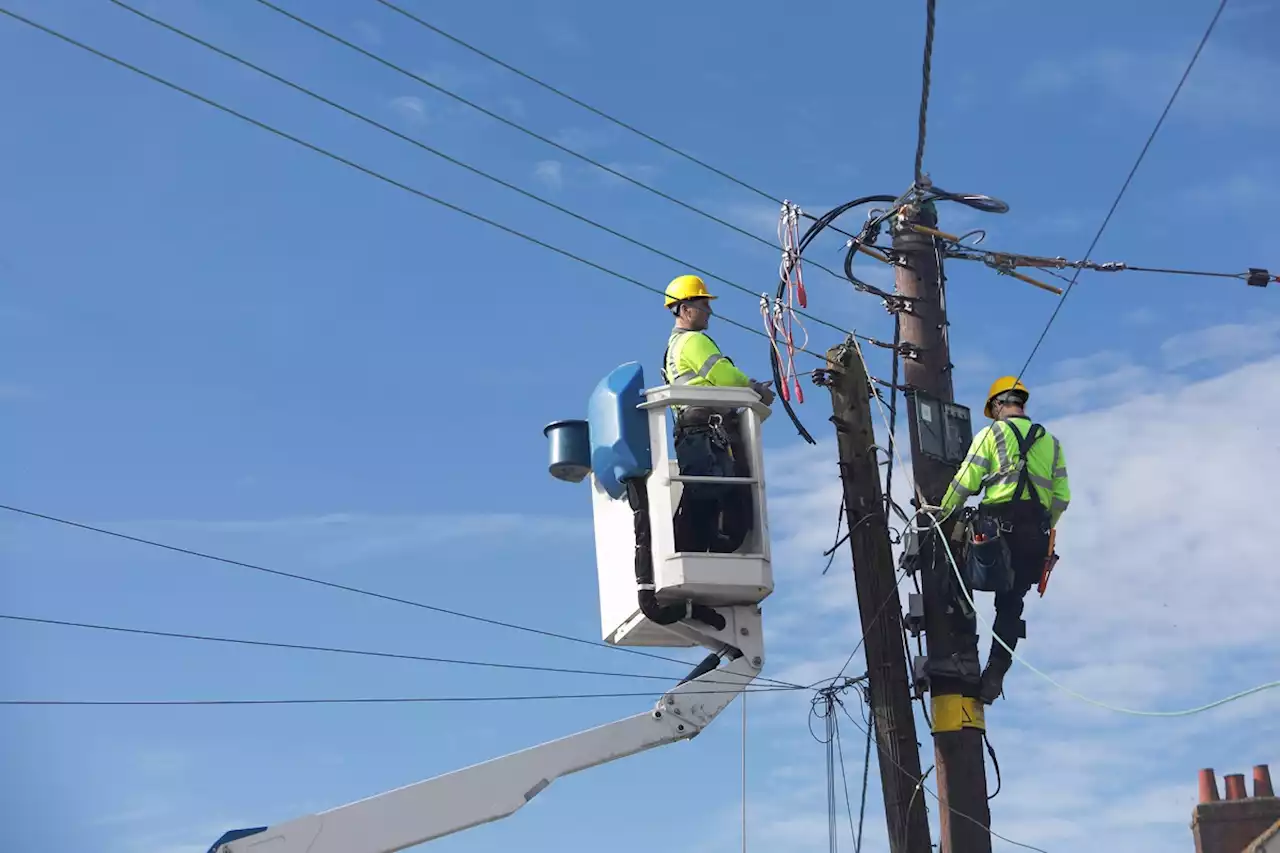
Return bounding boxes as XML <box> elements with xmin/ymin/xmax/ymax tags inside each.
<box><xmin>963</xmin><ymin>515</ymin><xmax>1014</xmax><ymax>593</ymax></box>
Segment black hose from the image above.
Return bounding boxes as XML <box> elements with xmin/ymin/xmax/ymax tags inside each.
<box><xmin>677</xmin><ymin>652</ymin><xmax>724</xmax><ymax>685</ymax></box>
<box><xmin>922</xmin><ymin>185</ymin><xmax>1009</xmax><ymax>214</ymax></box>
<box><xmin>626</xmin><ymin>480</ymin><xmax>726</xmax><ymax>631</ymax></box>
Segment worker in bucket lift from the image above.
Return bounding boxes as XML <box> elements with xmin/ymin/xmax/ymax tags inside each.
<box><xmin>661</xmin><ymin>274</ymin><xmax>775</xmax><ymax>554</ymax></box>
<box><xmin>935</xmin><ymin>376</ymin><xmax>1071</xmax><ymax>705</ymax></box>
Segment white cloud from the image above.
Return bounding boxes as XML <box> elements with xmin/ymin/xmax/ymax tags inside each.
<box><xmin>388</xmin><ymin>95</ymin><xmax>428</xmax><ymax>126</ymax></box>
<box><xmin>1159</xmin><ymin>314</ymin><xmax>1280</xmax><ymax>369</ymax></box>
<box><xmin>749</xmin><ymin>316</ymin><xmax>1280</xmax><ymax>851</ymax></box>
<box><xmin>1018</xmin><ymin>47</ymin><xmax>1280</xmax><ymax>129</ymax></box>
<box><xmin>86</xmin><ymin>511</ymin><xmax>592</xmax><ymax>577</ymax></box>
<box><xmin>552</xmin><ymin>126</ymin><xmax>614</xmax><ymax>153</ymax></box>
<box><xmin>593</xmin><ymin>161</ymin><xmax>662</xmax><ymax>188</ymax></box>
<box><xmin>0</xmin><ymin>381</ymin><xmax>35</xmax><ymax>400</ymax></box>
<box><xmin>533</xmin><ymin>160</ymin><xmax>564</xmax><ymax>190</ymax></box>
<box><xmin>721</xmin><ymin>203</ymin><xmax>782</xmax><ymax>242</ymax></box>
<box><xmin>500</xmin><ymin>96</ymin><xmax>528</xmax><ymax>118</ymax></box>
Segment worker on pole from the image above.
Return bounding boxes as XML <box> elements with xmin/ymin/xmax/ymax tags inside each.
<box><xmin>661</xmin><ymin>274</ymin><xmax>774</xmax><ymax>553</ymax></box>
<box><xmin>935</xmin><ymin>376</ymin><xmax>1071</xmax><ymax>704</ymax></box>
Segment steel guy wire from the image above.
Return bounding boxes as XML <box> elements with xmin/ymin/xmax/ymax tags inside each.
<box><xmin>833</xmin><ymin>700</ymin><xmax>1049</xmax><ymax>853</ymax></box>
<box><xmin>855</xmin><ymin>700</ymin><xmax>872</xmax><ymax>853</ymax></box>
<box><xmin>1014</xmin><ymin>0</ymin><xmax>1231</xmax><ymax>382</ymax></box>
<box><xmin>825</xmin><ymin>693</ymin><xmax>837</xmax><ymax>853</ymax></box>
<box><xmin>0</xmin><ymin>685</ymin><xmax>804</xmax><ymax>707</ymax></box>
<box><xmin>107</xmin><ymin>0</ymin><xmax>862</xmax><ymax>344</ymax></box>
<box><xmin>0</xmin><ymin>7</ymin><xmax>839</xmax><ymax>367</ymax></box>
<box><xmin>248</xmin><ymin>0</ymin><xmax>862</xmax><ymax>287</ymax></box>
<box><xmin>0</xmin><ymin>504</ymin><xmax>808</xmax><ymax>690</ymax></box>
<box><xmin>741</xmin><ymin>693</ymin><xmax>748</xmax><ymax>853</ymax></box>
<box><xmin>942</xmin><ymin>239</ymin><xmax>1274</xmax><ymax>289</ymax></box>
<box><xmin>913</xmin><ymin>0</ymin><xmax>937</xmax><ymax>187</ymax></box>
<box><xmin>1109</xmin><ymin>263</ymin><xmax>1275</xmax><ymax>282</ymax></box>
<box><xmin>0</xmin><ymin>613</ymin><xmax>755</xmax><ymax>688</ymax></box>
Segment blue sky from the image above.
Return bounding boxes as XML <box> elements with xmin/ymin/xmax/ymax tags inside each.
<box><xmin>2</xmin><ymin>0</ymin><xmax>1278</xmax><ymax>851</ymax></box>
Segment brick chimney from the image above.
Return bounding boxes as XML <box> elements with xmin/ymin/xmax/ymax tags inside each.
<box><xmin>1192</xmin><ymin>765</ymin><xmax>1280</xmax><ymax>853</ymax></box>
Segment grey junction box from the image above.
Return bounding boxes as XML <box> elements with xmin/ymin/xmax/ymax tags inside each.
<box><xmin>911</xmin><ymin>389</ymin><xmax>974</xmax><ymax>466</ymax></box>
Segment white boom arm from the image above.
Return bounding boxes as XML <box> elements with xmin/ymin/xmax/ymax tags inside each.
<box><xmin>211</xmin><ymin>606</ymin><xmax>763</xmax><ymax>853</ymax></box>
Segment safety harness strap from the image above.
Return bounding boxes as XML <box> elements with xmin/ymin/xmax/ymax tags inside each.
<box><xmin>1006</xmin><ymin>420</ymin><xmax>1047</xmax><ymax>505</ymax></box>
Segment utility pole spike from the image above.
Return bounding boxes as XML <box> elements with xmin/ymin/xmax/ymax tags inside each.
<box><xmin>891</xmin><ymin>201</ymin><xmax>992</xmax><ymax>853</ymax></box>
<box><xmin>824</xmin><ymin>343</ymin><xmax>932</xmax><ymax>853</ymax></box>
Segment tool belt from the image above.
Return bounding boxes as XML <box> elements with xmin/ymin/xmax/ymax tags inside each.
<box><xmin>959</xmin><ymin>506</ymin><xmax>1015</xmax><ymax>594</ymax></box>
<box><xmin>675</xmin><ymin>406</ymin><xmax>739</xmax><ymax>427</ymax></box>
<box><xmin>674</xmin><ymin>408</ymin><xmax>738</xmax><ymax>453</ymax></box>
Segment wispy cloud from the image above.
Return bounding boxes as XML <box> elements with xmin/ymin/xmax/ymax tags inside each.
<box><xmin>351</xmin><ymin>19</ymin><xmax>382</xmax><ymax>46</ymax></box>
<box><xmin>533</xmin><ymin>160</ymin><xmax>564</xmax><ymax>190</ymax></box>
<box><xmin>749</xmin><ymin>318</ymin><xmax>1280</xmax><ymax>851</ymax></box>
<box><xmin>541</xmin><ymin>20</ymin><xmax>584</xmax><ymax>52</ymax></box>
<box><xmin>1159</xmin><ymin>314</ymin><xmax>1280</xmax><ymax>369</ymax></box>
<box><xmin>388</xmin><ymin>95</ymin><xmax>428</xmax><ymax>126</ymax></box>
<box><xmin>1018</xmin><ymin>46</ymin><xmax>1280</xmax><ymax>129</ymax></box>
<box><xmin>500</xmin><ymin>96</ymin><xmax>528</xmax><ymax>119</ymax></box>
<box><xmin>0</xmin><ymin>381</ymin><xmax>35</xmax><ymax>401</ymax></box>
<box><xmin>593</xmin><ymin>161</ymin><xmax>662</xmax><ymax>188</ymax></box>
<box><xmin>107</xmin><ymin>511</ymin><xmax>591</xmax><ymax>573</ymax></box>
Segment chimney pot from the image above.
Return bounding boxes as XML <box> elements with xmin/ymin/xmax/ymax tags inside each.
<box><xmin>1200</xmin><ymin>768</ymin><xmax>1221</xmax><ymax>803</ymax></box>
<box><xmin>1224</xmin><ymin>773</ymin><xmax>1248</xmax><ymax>801</ymax></box>
<box><xmin>1255</xmin><ymin>765</ymin><xmax>1276</xmax><ymax>799</ymax></box>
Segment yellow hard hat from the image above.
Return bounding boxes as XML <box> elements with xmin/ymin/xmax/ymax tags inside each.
<box><xmin>664</xmin><ymin>274</ymin><xmax>716</xmax><ymax>308</ymax></box>
<box><xmin>984</xmin><ymin>376</ymin><xmax>1029</xmax><ymax>418</ymax></box>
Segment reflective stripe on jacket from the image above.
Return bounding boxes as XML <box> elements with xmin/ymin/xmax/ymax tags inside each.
<box><xmin>662</xmin><ymin>328</ymin><xmax>751</xmax><ymax>390</ymax></box>
<box><xmin>940</xmin><ymin>416</ymin><xmax>1071</xmax><ymax>526</ymax></box>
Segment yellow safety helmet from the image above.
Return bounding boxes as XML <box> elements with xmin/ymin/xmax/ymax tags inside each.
<box><xmin>984</xmin><ymin>376</ymin><xmax>1029</xmax><ymax>418</ymax></box>
<box><xmin>664</xmin><ymin>274</ymin><xmax>717</xmax><ymax>308</ymax></box>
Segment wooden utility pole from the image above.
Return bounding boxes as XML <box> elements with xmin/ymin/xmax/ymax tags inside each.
<box><xmin>825</xmin><ymin>342</ymin><xmax>932</xmax><ymax>853</ymax></box>
<box><xmin>892</xmin><ymin>200</ymin><xmax>991</xmax><ymax>853</ymax></box>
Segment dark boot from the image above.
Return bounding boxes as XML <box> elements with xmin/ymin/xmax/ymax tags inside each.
<box><xmin>979</xmin><ymin>655</ymin><xmax>1013</xmax><ymax>705</ymax></box>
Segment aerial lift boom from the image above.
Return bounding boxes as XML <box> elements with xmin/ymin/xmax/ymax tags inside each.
<box><xmin>208</xmin><ymin>366</ymin><xmax>775</xmax><ymax>853</ymax></box>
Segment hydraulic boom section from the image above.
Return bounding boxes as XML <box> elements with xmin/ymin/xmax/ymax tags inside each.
<box><xmin>210</xmin><ymin>612</ymin><xmax>762</xmax><ymax>853</ymax></box>
<box><xmin>208</xmin><ymin>364</ymin><xmax>775</xmax><ymax>853</ymax></box>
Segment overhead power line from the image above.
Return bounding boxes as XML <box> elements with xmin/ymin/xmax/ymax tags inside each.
<box><xmin>374</xmin><ymin>0</ymin><xmax>869</xmax><ymax>244</ymax></box>
<box><xmin>107</xmin><ymin>0</ymin><xmax>861</xmax><ymax>342</ymax></box>
<box><xmin>0</xmin><ymin>613</ymin><xmax>748</xmax><ymax>687</ymax></box>
<box><xmin>0</xmin><ymin>503</ymin><xmax>798</xmax><ymax>690</ymax></box>
<box><xmin>1016</xmin><ymin>0</ymin><xmax>1231</xmax><ymax>379</ymax></box>
<box><xmin>0</xmin><ymin>6</ymin><xmax>833</xmax><ymax>365</ymax></box>
<box><xmin>0</xmin><ymin>685</ymin><xmax>803</xmax><ymax>707</ymax></box>
<box><xmin>373</xmin><ymin>0</ymin><xmax>781</xmax><ymax>208</ymax></box>
<box><xmin>248</xmin><ymin>0</ymin><xmax>862</xmax><ymax>287</ymax></box>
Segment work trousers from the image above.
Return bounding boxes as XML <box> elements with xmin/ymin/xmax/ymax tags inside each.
<box><xmin>672</xmin><ymin>417</ymin><xmax>752</xmax><ymax>553</ymax></box>
<box><xmin>981</xmin><ymin>500</ymin><xmax>1051</xmax><ymax>664</ymax></box>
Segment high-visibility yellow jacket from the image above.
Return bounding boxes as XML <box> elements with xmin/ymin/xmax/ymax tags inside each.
<box><xmin>940</xmin><ymin>416</ymin><xmax>1071</xmax><ymax>526</ymax></box>
<box><xmin>663</xmin><ymin>328</ymin><xmax>751</xmax><ymax>391</ymax></box>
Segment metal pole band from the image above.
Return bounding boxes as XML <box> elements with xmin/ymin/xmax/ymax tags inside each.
<box><xmin>930</xmin><ymin>694</ymin><xmax>986</xmax><ymax>733</ymax></box>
